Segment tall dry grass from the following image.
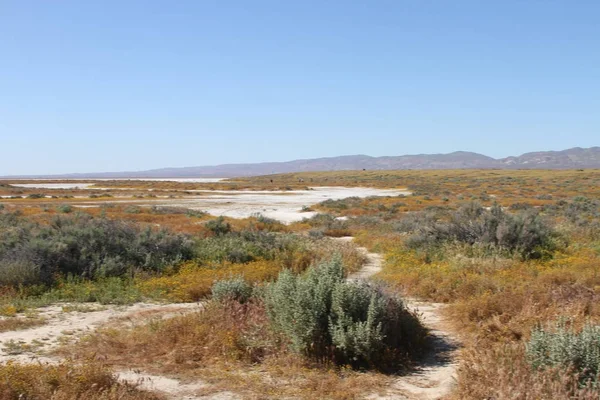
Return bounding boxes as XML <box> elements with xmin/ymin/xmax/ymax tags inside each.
<box><xmin>0</xmin><ymin>361</ymin><xmax>162</xmax><ymax>400</ymax></box>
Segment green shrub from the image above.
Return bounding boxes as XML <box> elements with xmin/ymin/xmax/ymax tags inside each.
<box><xmin>527</xmin><ymin>320</ymin><xmax>600</xmax><ymax>385</ymax></box>
<box><xmin>211</xmin><ymin>277</ymin><xmax>253</xmax><ymax>303</ymax></box>
<box><xmin>403</xmin><ymin>202</ymin><xmax>560</xmax><ymax>260</ymax></box>
<box><xmin>194</xmin><ymin>230</ymin><xmax>323</xmax><ymax>266</ymax></box>
<box><xmin>205</xmin><ymin>216</ymin><xmax>231</xmax><ymax>236</ymax></box>
<box><xmin>543</xmin><ymin>198</ymin><xmax>600</xmax><ymax>236</ymax></box>
<box><xmin>252</xmin><ymin>213</ymin><xmax>278</xmax><ymax>225</ymax></box>
<box><xmin>303</xmin><ymin>214</ymin><xmax>351</xmax><ymax>237</ymax></box>
<box><xmin>150</xmin><ymin>206</ymin><xmax>206</xmax><ymax>218</ymax></box>
<box><xmin>329</xmin><ymin>282</ymin><xmax>385</xmax><ymax>362</ymax></box>
<box><xmin>319</xmin><ymin>197</ymin><xmax>362</xmax><ymax>211</ymax></box>
<box><xmin>308</xmin><ymin>229</ymin><xmax>325</xmax><ymax>239</ymax></box>
<box><xmin>265</xmin><ymin>258</ymin><xmax>427</xmax><ymax>369</ymax></box>
<box><xmin>56</xmin><ymin>204</ymin><xmax>73</xmax><ymax>214</ymax></box>
<box><xmin>185</xmin><ymin>209</ymin><xmax>207</xmax><ymax>218</ymax></box>
<box><xmin>0</xmin><ymin>213</ymin><xmax>195</xmax><ymax>286</ymax></box>
<box><xmin>0</xmin><ymin>259</ymin><xmax>40</xmax><ymax>286</ymax></box>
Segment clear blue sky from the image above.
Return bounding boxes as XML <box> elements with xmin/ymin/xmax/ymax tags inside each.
<box><xmin>1</xmin><ymin>1</ymin><xmax>598</xmax><ymax>175</ymax></box>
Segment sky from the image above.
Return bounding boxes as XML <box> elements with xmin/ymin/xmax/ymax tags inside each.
<box><xmin>1</xmin><ymin>1</ymin><xmax>599</xmax><ymax>175</ymax></box>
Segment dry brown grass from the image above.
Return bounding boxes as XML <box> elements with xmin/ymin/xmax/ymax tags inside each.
<box><xmin>375</xmin><ymin>241</ymin><xmax>600</xmax><ymax>341</ymax></box>
<box><xmin>0</xmin><ymin>203</ymin><xmax>290</xmax><ymax>237</ymax></box>
<box><xmin>0</xmin><ymin>316</ymin><xmax>46</xmax><ymax>333</ymax></box>
<box><xmin>454</xmin><ymin>344</ymin><xmax>600</xmax><ymax>400</ymax></box>
<box><xmin>0</xmin><ymin>361</ymin><xmax>163</xmax><ymax>400</ymax></box>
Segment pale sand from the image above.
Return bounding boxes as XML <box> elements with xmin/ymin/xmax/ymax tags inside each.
<box><xmin>74</xmin><ymin>187</ymin><xmax>410</xmax><ymax>224</ymax></box>
<box><xmin>0</xmin><ymin>302</ymin><xmax>203</xmax><ymax>364</ymax></box>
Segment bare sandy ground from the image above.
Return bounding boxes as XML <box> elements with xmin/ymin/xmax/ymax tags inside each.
<box><xmin>7</xmin><ymin>180</ymin><xmax>410</xmax><ymax>224</ymax></box>
<box><xmin>390</xmin><ymin>300</ymin><xmax>458</xmax><ymax>400</ymax></box>
<box><xmin>0</xmin><ymin>303</ymin><xmax>203</xmax><ymax>364</ymax></box>
<box><xmin>88</xmin><ymin>187</ymin><xmax>409</xmax><ymax>223</ymax></box>
<box><xmin>0</xmin><ymin>302</ymin><xmax>223</xmax><ymax>399</ymax></box>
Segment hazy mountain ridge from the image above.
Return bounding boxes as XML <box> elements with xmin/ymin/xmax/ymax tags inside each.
<box><xmin>501</xmin><ymin>147</ymin><xmax>600</xmax><ymax>168</ymax></box>
<box><xmin>4</xmin><ymin>147</ymin><xmax>599</xmax><ymax>179</ymax></box>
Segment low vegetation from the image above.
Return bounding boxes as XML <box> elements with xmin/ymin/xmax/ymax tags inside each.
<box><xmin>527</xmin><ymin>320</ymin><xmax>600</xmax><ymax>385</ymax></box>
<box><xmin>399</xmin><ymin>202</ymin><xmax>561</xmax><ymax>260</ymax></box>
<box><xmin>1</xmin><ymin>169</ymin><xmax>599</xmax><ymax>398</ymax></box>
<box><xmin>0</xmin><ymin>211</ymin><xmax>194</xmax><ymax>286</ymax></box>
<box><xmin>0</xmin><ymin>208</ymin><xmax>364</xmax><ymax>308</ymax></box>
<box><xmin>64</xmin><ymin>258</ymin><xmax>425</xmax><ymax>398</ymax></box>
<box><xmin>293</xmin><ymin>176</ymin><xmax>600</xmax><ymax>398</ymax></box>
<box><xmin>210</xmin><ymin>276</ymin><xmax>254</xmax><ymax>304</ymax></box>
<box><xmin>0</xmin><ymin>361</ymin><xmax>161</xmax><ymax>400</ymax></box>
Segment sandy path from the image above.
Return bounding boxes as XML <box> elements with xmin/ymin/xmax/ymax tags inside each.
<box><xmin>337</xmin><ymin>237</ymin><xmax>459</xmax><ymax>400</ymax></box>
<box><xmin>116</xmin><ymin>370</ymin><xmax>243</xmax><ymax>400</ymax></box>
<box><xmin>390</xmin><ymin>300</ymin><xmax>458</xmax><ymax>400</ymax></box>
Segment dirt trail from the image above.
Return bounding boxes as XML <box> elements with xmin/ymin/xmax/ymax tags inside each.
<box><xmin>116</xmin><ymin>370</ymin><xmax>240</xmax><ymax>400</ymax></box>
<box><xmin>338</xmin><ymin>237</ymin><xmax>459</xmax><ymax>400</ymax></box>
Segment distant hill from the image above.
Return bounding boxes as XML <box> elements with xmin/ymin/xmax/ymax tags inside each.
<box><xmin>3</xmin><ymin>147</ymin><xmax>599</xmax><ymax>179</ymax></box>
<box><xmin>500</xmin><ymin>147</ymin><xmax>600</xmax><ymax>168</ymax></box>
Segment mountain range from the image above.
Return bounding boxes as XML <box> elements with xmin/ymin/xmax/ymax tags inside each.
<box><xmin>4</xmin><ymin>147</ymin><xmax>600</xmax><ymax>179</ymax></box>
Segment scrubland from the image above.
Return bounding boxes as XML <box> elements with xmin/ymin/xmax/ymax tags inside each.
<box><xmin>0</xmin><ymin>169</ymin><xmax>599</xmax><ymax>399</ymax></box>
<box><xmin>290</xmin><ymin>169</ymin><xmax>600</xmax><ymax>398</ymax></box>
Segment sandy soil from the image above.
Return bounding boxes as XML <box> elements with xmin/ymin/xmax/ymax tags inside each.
<box><xmin>0</xmin><ymin>302</ymin><xmax>224</xmax><ymax>399</ymax></box>
<box><xmin>117</xmin><ymin>370</ymin><xmax>221</xmax><ymax>400</ymax></box>
<box><xmin>390</xmin><ymin>301</ymin><xmax>458</xmax><ymax>400</ymax></box>
<box><xmin>0</xmin><ymin>303</ymin><xmax>202</xmax><ymax>364</ymax></box>
<box><xmin>6</xmin><ymin>180</ymin><xmax>409</xmax><ymax>224</ymax></box>
<box><xmin>94</xmin><ymin>187</ymin><xmax>409</xmax><ymax>223</ymax></box>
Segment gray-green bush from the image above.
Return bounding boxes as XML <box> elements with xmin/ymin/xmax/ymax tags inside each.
<box><xmin>56</xmin><ymin>204</ymin><xmax>73</xmax><ymax>214</ymax></box>
<box><xmin>0</xmin><ymin>212</ymin><xmax>195</xmax><ymax>286</ymax></box>
<box><xmin>265</xmin><ymin>258</ymin><xmax>427</xmax><ymax>369</ymax></box>
<box><xmin>195</xmin><ymin>231</ymin><xmax>314</xmax><ymax>265</ymax></box>
<box><xmin>205</xmin><ymin>216</ymin><xmax>231</xmax><ymax>236</ymax></box>
<box><xmin>403</xmin><ymin>202</ymin><xmax>560</xmax><ymax>259</ymax></box>
<box><xmin>211</xmin><ymin>276</ymin><xmax>253</xmax><ymax>304</ymax></box>
<box><xmin>302</xmin><ymin>213</ymin><xmax>351</xmax><ymax>237</ymax></box>
<box><xmin>527</xmin><ymin>321</ymin><xmax>600</xmax><ymax>385</ymax></box>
